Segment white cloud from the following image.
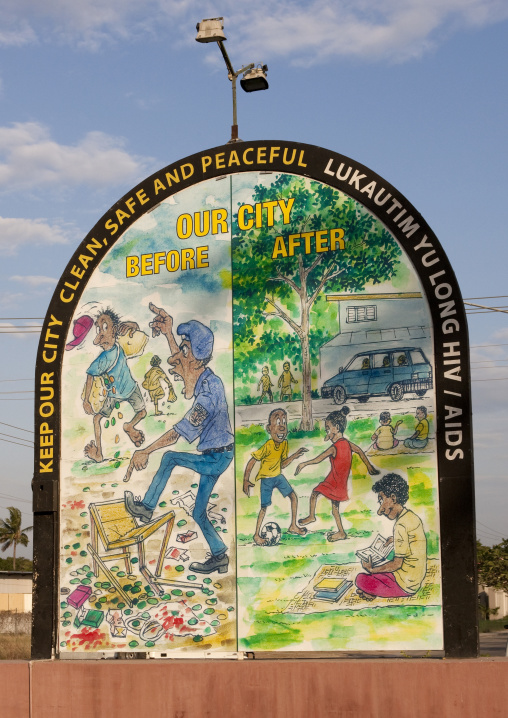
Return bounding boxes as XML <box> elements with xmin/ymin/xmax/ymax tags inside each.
<box><xmin>0</xmin><ymin>18</ymin><xmax>36</xmax><ymax>47</ymax></box>
<box><xmin>0</xmin><ymin>1</ymin><xmax>506</xmax><ymax>62</ymax></box>
<box><xmin>0</xmin><ymin>122</ymin><xmax>154</xmax><ymax>190</ymax></box>
<box><xmin>0</xmin><ymin>292</ymin><xmax>24</xmax><ymax>306</ymax></box>
<box><xmin>10</xmin><ymin>274</ymin><xmax>57</xmax><ymax>287</ymax></box>
<box><xmin>229</xmin><ymin>0</ymin><xmax>508</xmax><ymax>64</ymax></box>
<box><xmin>0</xmin><ymin>216</ymin><xmax>69</xmax><ymax>255</ymax></box>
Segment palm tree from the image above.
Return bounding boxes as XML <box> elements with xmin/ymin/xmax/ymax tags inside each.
<box><xmin>0</xmin><ymin>507</ymin><xmax>33</xmax><ymax>570</ymax></box>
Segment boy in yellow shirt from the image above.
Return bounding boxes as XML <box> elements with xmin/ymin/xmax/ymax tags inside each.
<box><xmin>243</xmin><ymin>408</ymin><xmax>307</xmax><ymax>545</ymax></box>
<box><xmin>278</xmin><ymin>361</ymin><xmax>298</xmax><ymax>401</ymax></box>
<box><xmin>404</xmin><ymin>406</ymin><xmax>429</xmax><ymax>450</ymax></box>
<box><xmin>257</xmin><ymin>365</ymin><xmax>274</xmax><ymax>404</ymax></box>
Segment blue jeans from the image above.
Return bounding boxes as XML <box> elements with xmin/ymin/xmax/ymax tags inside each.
<box><xmin>403</xmin><ymin>437</ymin><xmax>428</xmax><ymax>450</ymax></box>
<box><xmin>143</xmin><ymin>449</ymin><xmax>233</xmax><ymax>557</ymax></box>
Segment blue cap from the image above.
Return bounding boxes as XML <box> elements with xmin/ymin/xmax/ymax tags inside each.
<box><xmin>177</xmin><ymin>320</ymin><xmax>214</xmax><ymax>361</ymax></box>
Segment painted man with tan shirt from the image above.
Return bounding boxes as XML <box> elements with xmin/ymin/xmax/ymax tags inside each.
<box><xmin>355</xmin><ymin>473</ymin><xmax>427</xmax><ymax>598</ymax></box>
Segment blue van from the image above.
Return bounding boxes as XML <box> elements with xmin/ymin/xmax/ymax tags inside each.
<box><xmin>321</xmin><ymin>346</ymin><xmax>433</xmax><ymax>404</ymax></box>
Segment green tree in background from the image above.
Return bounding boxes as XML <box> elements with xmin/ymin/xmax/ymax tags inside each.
<box><xmin>0</xmin><ymin>507</ymin><xmax>32</xmax><ymax>571</ymax></box>
<box><xmin>233</xmin><ymin>174</ymin><xmax>402</xmax><ymax>430</ymax></box>
<box><xmin>477</xmin><ymin>539</ymin><xmax>508</xmax><ymax>594</ymax></box>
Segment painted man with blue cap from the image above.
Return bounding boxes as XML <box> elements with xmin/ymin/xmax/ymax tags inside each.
<box><xmin>124</xmin><ymin>302</ymin><xmax>233</xmax><ymax>575</ymax></box>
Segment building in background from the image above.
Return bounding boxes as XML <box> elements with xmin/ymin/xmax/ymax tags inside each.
<box><xmin>0</xmin><ymin>571</ymin><xmax>32</xmax><ymax>612</ymax></box>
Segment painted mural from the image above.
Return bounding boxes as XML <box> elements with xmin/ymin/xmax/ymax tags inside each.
<box><xmin>59</xmin><ymin>178</ymin><xmax>236</xmax><ymax>654</ymax></box>
<box><xmin>58</xmin><ymin>170</ymin><xmax>442</xmax><ymax>654</ymax></box>
<box><xmin>232</xmin><ymin>173</ymin><xmax>440</xmax><ymax>652</ymax></box>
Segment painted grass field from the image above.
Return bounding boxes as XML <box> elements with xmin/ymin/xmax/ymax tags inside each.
<box><xmin>235</xmin><ymin>412</ymin><xmax>443</xmax><ymax>653</ymax></box>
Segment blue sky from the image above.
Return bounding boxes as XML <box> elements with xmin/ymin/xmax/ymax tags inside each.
<box><xmin>0</xmin><ymin>0</ymin><xmax>507</xmax><ymax>551</ymax></box>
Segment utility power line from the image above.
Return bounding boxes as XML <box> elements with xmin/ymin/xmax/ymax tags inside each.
<box><xmin>471</xmin><ymin>377</ymin><xmax>508</xmax><ymax>382</ymax></box>
<box><xmin>477</xmin><ymin>526</ymin><xmax>504</xmax><ymax>540</ymax></box>
<box><xmin>0</xmin><ymin>421</ymin><xmax>34</xmax><ymax>434</ymax></box>
<box><xmin>470</xmin><ymin>360</ymin><xmax>508</xmax><ymax>364</ymax></box>
<box><xmin>0</xmin><ymin>431</ymin><xmax>34</xmax><ymax>445</ymax></box>
<box><xmin>0</xmin><ymin>391</ymin><xmax>34</xmax><ymax>395</ymax></box>
<box><xmin>0</xmin><ymin>503</ymin><xmax>31</xmax><ymax>515</ymax></box>
<box><xmin>0</xmin><ymin>379</ymin><xmax>34</xmax><ymax>383</ymax></box>
<box><xmin>0</xmin><ymin>492</ymin><xmax>31</xmax><ymax>504</ymax></box>
<box><xmin>477</xmin><ymin>520</ymin><xmax>507</xmax><ymax>538</ymax></box>
<box><xmin>470</xmin><ymin>365</ymin><xmax>508</xmax><ymax>370</ymax></box>
<box><xmin>0</xmin><ymin>436</ymin><xmax>34</xmax><ymax>448</ymax></box>
<box><xmin>472</xmin><ymin>343</ymin><xmax>508</xmax><ymax>348</ymax></box>
<box><xmin>464</xmin><ymin>302</ymin><xmax>508</xmax><ymax>315</ymax></box>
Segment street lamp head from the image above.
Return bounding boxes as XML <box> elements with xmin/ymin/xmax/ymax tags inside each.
<box><xmin>240</xmin><ymin>65</ymin><xmax>269</xmax><ymax>93</ymax></box>
<box><xmin>195</xmin><ymin>17</ymin><xmax>227</xmax><ymax>43</ymax></box>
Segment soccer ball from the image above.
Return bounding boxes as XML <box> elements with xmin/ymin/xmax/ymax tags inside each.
<box><xmin>260</xmin><ymin>521</ymin><xmax>282</xmax><ymax>546</ymax></box>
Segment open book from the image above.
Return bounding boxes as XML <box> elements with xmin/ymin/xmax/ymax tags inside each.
<box><xmin>356</xmin><ymin>534</ymin><xmax>392</xmax><ymax>566</ymax></box>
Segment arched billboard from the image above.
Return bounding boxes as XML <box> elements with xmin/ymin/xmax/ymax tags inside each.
<box><xmin>32</xmin><ymin>141</ymin><xmax>477</xmax><ymax>658</ymax></box>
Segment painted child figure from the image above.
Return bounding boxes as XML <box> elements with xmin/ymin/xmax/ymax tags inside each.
<box><xmin>404</xmin><ymin>406</ymin><xmax>429</xmax><ymax>449</ymax></box>
<box><xmin>296</xmin><ymin>407</ymin><xmax>379</xmax><ymax>542</ymax></box>
<box><xmin>278</xmin><ymin>361</ymin><xmax>297</xmax><ymax>401</ymax></box>
<box><xmin>142</xmin><ymin>355</ymin><xmax>177</xmax><ymax>415</ymax></box>
<box><xmin>371</xmin><ymin>411</ymin><xmax>402</xmax><ymax>450</ymax></box>
<box><xmin>243</xmin><ymin>408</ymin><xmax>308</xmax><ymax>545</ymax></box>
<box><xmin>82</xmin><ymin>308</ymin><xmax>146</xmax><ymax>462</ymax></box>
<box><xmin>355</xmin><ymin>472</ymin><xmax>427</xmax><ymax>599</ymax></box>
<box><xmin>257</xmin><ymin>365</ymin><xmax>274</xmax><ymax>404</ymax></box>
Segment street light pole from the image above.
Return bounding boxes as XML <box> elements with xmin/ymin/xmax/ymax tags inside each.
<box><xmin>196</xmin><ymin>18</ymin><xmax>268</xmax><ymax>144</ymax></box>
<box><xmin>215</xmin><ymin>40</ymin><xmax>255</xmax><ymax>142</ymax></box>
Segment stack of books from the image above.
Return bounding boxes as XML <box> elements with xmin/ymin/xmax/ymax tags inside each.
<box><xmin>313</xmin><ymin>577</ymin><xmax>353</xmax><ymax>602</ymax></box>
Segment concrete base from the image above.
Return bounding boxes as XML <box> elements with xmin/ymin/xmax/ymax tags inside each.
<box><xmin>0</xmin><ymin>662</ymin><xmax>30</xmax><ymax>717</ymax></box>
<box><xmin>3</xmin><ymin>659</ymin><xmax>508</xmax><ymax>717</ymax></box>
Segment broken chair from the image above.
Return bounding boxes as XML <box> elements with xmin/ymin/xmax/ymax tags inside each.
<box><xmin>87</xmin><ymin>498</ymin><xmax>175</xmax><ymax>607</ymax></box>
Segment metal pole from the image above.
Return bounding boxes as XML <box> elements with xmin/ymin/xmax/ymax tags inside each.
<box><xmin>216</xmin><ymin>41</ymin><xmax>254</xmax><ymax>143</ymax></box>
<box><xmin>231</xmin><ymin>74</ymin><xmax>238</xmax><ymax>142</ymax></box>
<box><xmin>217</xmin><ymin>40</ymin><xmax>235</xmax><ymax>76</ymax></box>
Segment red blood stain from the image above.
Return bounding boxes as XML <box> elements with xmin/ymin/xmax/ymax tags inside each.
<box><xmin>70</xmin><ymin>500</ymin><xmax>86</xmax><ymax>510</ymax></box>
<box><xmin>161</xmin><ymin>614</ymin><xmax>185</xmax><ymax>631</ymax></box>
<box><xmin>71</xmin><ymin>627</ymin><xmax>106</xmax><ymax>649</ymax></box>
<box><xmin>149</xmin><ymin>560</ymin><xmax>155</xmax><ymax>564</ymax></box>
<box><xmin>71</xmin><ymin>551</ymin><xmax>77</xmax><ymax>556</ymax></box>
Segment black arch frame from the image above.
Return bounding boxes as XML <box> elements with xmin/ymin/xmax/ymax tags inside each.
<box><xmin>32</xmin><ymin>140</ymin><xmax>477</xmax><ymax>659</ymax></box>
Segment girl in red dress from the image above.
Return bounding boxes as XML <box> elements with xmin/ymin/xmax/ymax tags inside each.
<box><xmin>295</xmin><ymin>407</ymin><xmax>379</xmax><ymax>541</ymax></box>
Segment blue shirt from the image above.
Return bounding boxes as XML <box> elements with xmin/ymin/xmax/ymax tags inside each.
<box><xmin>86</xmin><ymin>344</ymin><xmax>137</xmax><ymax>400</ymax></box>
<box><xmin>174</xmin><ymin>367</ymin><xmax>233</xmax><ymax>452</ymax></box>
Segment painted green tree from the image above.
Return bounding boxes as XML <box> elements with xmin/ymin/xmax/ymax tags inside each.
<box><xmin>232</xmin><ymin>174</ymin><xmax>402</xmax><ymax>430</ymax></box>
